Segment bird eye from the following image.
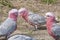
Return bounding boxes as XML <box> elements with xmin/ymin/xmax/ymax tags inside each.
<box><xmin>47</xmin><ymin>15</ymin><xmax>50</xmax><ymax>17</ymax></box>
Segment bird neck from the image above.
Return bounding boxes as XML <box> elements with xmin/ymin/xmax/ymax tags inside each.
<box><xmin>46</xmin><ymin>17</ymin><xmax>55</xmax><ymax>34</ymax></box>
<box><xmin>46</xmin><ymin>17</ymin><xmax>57</xmax><ymax>39</ymax></box>
<box><xmin>21</xmin><ymin>13</ymin><xmax>28</xmax><ymax>21</ymax></box>
<box><xmin>8</xmin><ymin>14</ymin><xmax>17</xmax><ymax>21</ymax></box>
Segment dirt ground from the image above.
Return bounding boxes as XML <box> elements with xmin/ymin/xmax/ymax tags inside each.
<box><xmin>0</xmin><ymin>0</ymin><xmax>60</xmax><ymax>40</ymax></box>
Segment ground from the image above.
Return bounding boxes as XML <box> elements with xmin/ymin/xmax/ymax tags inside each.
<box><xmin>0</xmin><ymin>0</ymin><xmax>60</xmax><ymax>40</ymax></box>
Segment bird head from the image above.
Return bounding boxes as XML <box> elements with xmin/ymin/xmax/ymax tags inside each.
<box><xmin>8</xmin><ymin>9</ymin><xmax>18</xmax><ymax>21</ymax></box>
<box><xmin>45</xmin><ymin>12</ymin><xmax>56</xmax><ymax>23</ymax></box>
<box><xmin>45</xmin><ymin>12</ymin><xmax>55</xmax><ymax>18</ymax></box>
<box><xmin>18</xmin><ymin>8</ymin><xmax>28</xmax><ymax>17</ymax></box>
<box><xmin>45</xmin><ymin>12</ymin><xmax>59</xmax><ymax>23</ymax></box>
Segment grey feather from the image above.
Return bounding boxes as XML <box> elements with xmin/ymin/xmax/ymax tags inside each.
<box><xmin>0</xmin><ymin>18</ymin><xmax>17</xmax><ymax>36</ymax></box>
<box><xmin>28</xmin><ymin>13</ymin><xmax>46</xmax><ymax>25</ymax></box>
<box><xmin>8</xmin><ymin>35</ymin><xmax>36</xmax><ymax>40</ymax></box>
<box><xmin>52</xmin><ymin>23</ymin><xmax>60</xmax><ymax>36</ymax></box>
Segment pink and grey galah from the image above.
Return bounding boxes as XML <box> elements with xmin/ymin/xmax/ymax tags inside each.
<box><xmin>46</xmin><ymin>12</ymin><xmax>60</xmax><ymax>40</ymax></box>
<box><xmin>0</xmin><ymin>9</ymin><xmax>18</xmax><ymax>38</ymax></box>
<box><xmin>18</xmin><ymin>8</ymin><xmax>46</xmax><ymax>30</ymax></box>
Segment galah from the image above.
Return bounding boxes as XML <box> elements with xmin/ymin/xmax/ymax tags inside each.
<box><xmin>18</xmin><ymin>8</ymin><xmax>46</xmax><ymax>30</ymax></box>
<box><xmin>0</xmin><ymin>9</ymin><xmax>18</xmax><ymax>39</ymax></box>
<box><xmin>8</xmin><ymin>34</ymin><xmax>36</xmax><ymax>40</ymax></box>
<box><xmin>46</xmin><ymin>12</ymin><xmax>60</xmax><ymax>40</ymax></box>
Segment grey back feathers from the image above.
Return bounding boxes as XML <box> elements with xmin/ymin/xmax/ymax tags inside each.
<box><xmin>28</xmin><ymin>13</ymin><xmax>46</xmax><ymax>25</ymax></box>
<box><xmin>0</xmin><ymin>18</ymin><xmax>17</xmax><ymax>36</ymax></box>
<box><xmin>52</xmin><ymin>23</ymin><xmax>60</xmax><ymax>36</ymax></box>
<box><xmin>8</xmin><ymin>34</ymin><xmax>36</xmax><ymax>40</ymax></box>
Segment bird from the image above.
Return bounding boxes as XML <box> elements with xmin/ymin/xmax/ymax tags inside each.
<box><xmin>45</xmin><ymin>12</ymin><xmax>60</xmax><ymax>40</ymax></box>
<box><xmin>18</xmin><ymin>8</ymin><xmax>46</xmax><ymax>31</ymax></box>
<box><xmin>8</xmin><ymin>34</ymin><xmax>36</xmax><ymax>40</ymax></box>
<box><xmin>0</xmin><ymin>9</ymin><xmax>18</xmax><ymax>39</ymax></box>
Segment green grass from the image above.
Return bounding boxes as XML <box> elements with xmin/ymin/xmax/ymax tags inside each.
<box><xmin>41</xmin><ymin>0</ymin><xmax>56</xmax><ymax>4</ymax></box>
<box><xmin>0</xmin><ymin>0</ymin><xmax>14</xmax><ymax>8</ymax></box>
<box><xmin>57</xmin><ymin>16</ymin><xmax>60</xmax><ymax>19</ymax></box>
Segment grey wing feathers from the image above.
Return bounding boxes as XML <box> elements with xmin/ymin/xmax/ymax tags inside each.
<box><xmin>8</xmin><ymin>35</ymin><xmax>36</xmax><ymax>40</ymax></box>
<box><xmin>28</xmin><ymin>14</ymin><xmax>46</xmax><ymax>25</ymax></box>
<box><xmin>52</xmin><ymin>24</ymin><xmax>60</xmax><ymax>36</ymax></box>
<box><xmin>0</xmin><ymin>18</ymin><xmax>17</xmax><ymax>35</ymax></box>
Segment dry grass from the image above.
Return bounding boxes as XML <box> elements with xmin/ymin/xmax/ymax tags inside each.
<box><xmin>0</xmin><ymin>0</ymin><xmax>60</xmax><ymax>40</ymax></box>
